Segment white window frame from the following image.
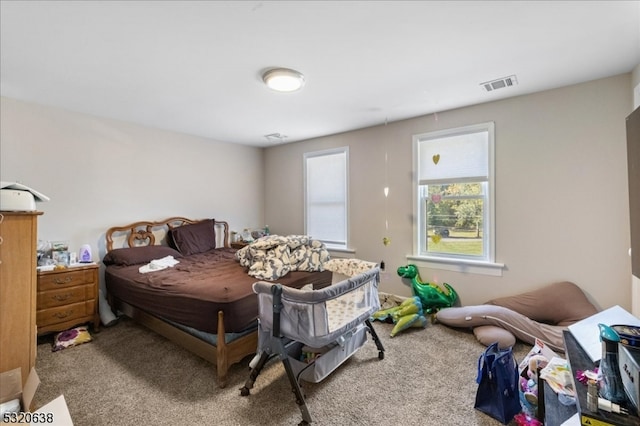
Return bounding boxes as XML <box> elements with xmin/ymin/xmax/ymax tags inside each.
<box><xmin>304</xmin><ymin>147</ymin><xmax>349</xmax><ymax>250</ymax></box>
<box><xmin>409</xmin><ymin>122</ymin><xmax>504</xmax><ymax>276</ymax></box>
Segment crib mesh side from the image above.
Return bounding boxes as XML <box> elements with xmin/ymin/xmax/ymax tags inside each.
<box><xmin>254</xmin><ymin>267</ymin><xmax>380</xmax><ymax>348</ymax></box>
<box><xmin>287</xmin><ymin>323</ymin><xmax>369</xmax><ymax>383</ymax></box>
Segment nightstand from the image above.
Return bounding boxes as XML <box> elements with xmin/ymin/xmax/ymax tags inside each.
<box><xmin>36</xmin><ymin>263</ymin><xmax>100</xmax><ymax>335</ymax></box>
<box><xmin>231</xmin><ymin>241</ymin><xmax>250</xmax><ymax>249</ymax></box>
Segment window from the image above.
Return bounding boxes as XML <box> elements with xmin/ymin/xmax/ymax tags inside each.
<box><xmin>412</xmin><ymin>122</ymin><xmax>501</xmax><ymax>274</ymax></box>
<box><xmin>304</xmin><ymin>147</ymin><xmax>348</xmax><ymax>249</ymax></box>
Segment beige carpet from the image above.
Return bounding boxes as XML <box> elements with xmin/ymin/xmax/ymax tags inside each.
<box><xmin>33</xmin><ymin>318</ymin><xmax>531</xmax><ymax>425</ymax></box>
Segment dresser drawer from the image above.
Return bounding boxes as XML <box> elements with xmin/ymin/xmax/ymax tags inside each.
<box><xmin>38</xmin><ymin>268</ymin><xmax>96</xmax><ymax>291</ymax></box>
<box><xmin>37</xmin><ymin>301</ymin><xmax>96</xmax><ymax>327</ymax></box>
<box><xmin>37</xmin><ymin>284</ymin><xmax>96</xmax><ymax>309</ymax></box>
<box><xmin>36</xmin><ymin>264</ymin><xmax>100</xmax><ymax>335</ymax></box>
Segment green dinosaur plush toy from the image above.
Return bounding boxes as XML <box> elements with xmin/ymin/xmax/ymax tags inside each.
<box><xmin>371</xmin><ymin>296</ymin><xmax>428</xmax><ymax>337</ymax></box>
<box><xmin>396</xmin><ymin>264</ymin><xmax>458</xmax><ymax>314</ymax></box>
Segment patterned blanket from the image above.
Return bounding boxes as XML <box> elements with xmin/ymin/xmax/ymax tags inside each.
<box><xmin>235</xmin><ymin>235</ymin><xmax>330</xmax><ymax>281</ymax></box>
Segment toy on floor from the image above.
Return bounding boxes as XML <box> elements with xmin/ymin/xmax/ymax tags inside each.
<box><xmin>396</xmin><ymin>264</ymin><xmax>458</xmax><ymax>314</ymax></box>
<box><xmin>372</xmin><ymin>296</ymin><xmax>428</xmax><ymax>337</ymax></box>
<box><xmin>513</xmin><ymin>413</ymin><xmax>543</xmax><ymax>426</ymax></box>
<box><xmin>519</xmin><ymin>354</ymin><xmax>549</xmax><ymax>415</ymax></box>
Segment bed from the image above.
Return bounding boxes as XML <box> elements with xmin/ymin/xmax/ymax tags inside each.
<box><xmin>103</xmin><ymin>217</ymin><xmax>332</xmax><ymax>388</ymax></box>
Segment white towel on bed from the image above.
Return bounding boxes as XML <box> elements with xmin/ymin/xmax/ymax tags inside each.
<box><xmin>138</xmin><ymin>255</ymin><xmax>180</xmax><ymax>274</ymax></box>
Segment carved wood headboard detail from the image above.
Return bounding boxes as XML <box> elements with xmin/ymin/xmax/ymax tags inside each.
<box><xmin>105</xmin><ymin>217</ymin><xmax>230</xmax><ymax>252</ymax></box>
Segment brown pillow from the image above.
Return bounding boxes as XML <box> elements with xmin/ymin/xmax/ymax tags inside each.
<box><xmin>486</xmin><ymin>281</ymin><xmax>598</xmax><ymax>326</ymax></box>
<box><xmin>103</xmin><ymin>246</ymin><xmax>182</xmax><ymax>266</ymax></box>
<box><xmin>169</xmin><ymin>219</ymin><xmax>216</xmax><ymax>256</ymax></box>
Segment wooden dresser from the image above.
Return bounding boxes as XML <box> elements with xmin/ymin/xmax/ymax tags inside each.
<box><xmin>37</xmin><ymin>263</ymin><xmax>100</xmax><ymax>335</ymax></box>
<box><xmin>0</xmin><ymin>211</ymin><xmax>41</xmax><ymax>386</ymax></box>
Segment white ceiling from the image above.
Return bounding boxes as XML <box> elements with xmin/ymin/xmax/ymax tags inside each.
<box><xmin>1</xmin><ymin>1</ymin><xmax>639</xmax><ymax>147</ymax></box>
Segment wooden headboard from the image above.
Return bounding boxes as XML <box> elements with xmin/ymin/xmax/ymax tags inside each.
<box><xmin>105</xmin><ymin>217</ymin><xmax>230</xmax><ymax>252</ymax></box>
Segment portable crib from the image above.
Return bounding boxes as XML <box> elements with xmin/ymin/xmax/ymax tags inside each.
<box><xmin>240</xmin><ymin>267</ymin><xmax>385</xmax><ymax>425</ymax></box>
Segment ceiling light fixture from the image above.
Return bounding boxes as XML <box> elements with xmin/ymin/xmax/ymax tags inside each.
<box><xmin>262</xmin><ymin>68</ymin><xmax>305</xmax><ymax>92</ymax></box>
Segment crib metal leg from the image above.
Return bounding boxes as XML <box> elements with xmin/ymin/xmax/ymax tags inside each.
<box><xmin>239</xmin><ymin>351</ymin><xmax>271</xmax><ymax>396</ymax></box>
<box><xmin>365</xmin><ymin>319</ymin><xmax>385</xmax><ymax>360</ymax></box>
<box><xmin>274</xmin><ymin>283</ymin><xmax>312</xmax><ymax>422</ymax></box>
<box><xmin>281</xmin><ymin>355</ymin><xmax>313</xmax><ymax>424</ymax></box>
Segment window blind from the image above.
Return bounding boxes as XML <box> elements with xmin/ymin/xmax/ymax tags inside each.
<box><xmin>305</xmin><ymin>149</ymin><xmax>347</xmax><ymax>246</ymax></box>
<box><xmin>418</xmin><ymin>130</ymin><xmax>488</xmax><ymax>184</ymax></box>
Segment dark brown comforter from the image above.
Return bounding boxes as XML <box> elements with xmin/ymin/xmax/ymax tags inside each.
<box><xmin>105</xmin><ymin>248</ymin><xmax>332</xmax><ymax>334</ymax></box>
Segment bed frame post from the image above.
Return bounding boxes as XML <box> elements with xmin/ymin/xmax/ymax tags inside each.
<box><xmin>216</xmin><ymin>310</ymin><xmax>228</xmax><ymax>387</ymax></box>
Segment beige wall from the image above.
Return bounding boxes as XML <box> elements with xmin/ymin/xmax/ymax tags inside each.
<box><xmin>631</xmin><ymin>63</ymin><xmax>640</xmax><ymax>316</ymax></box>
<box><xmin>264</xmin><ymin>74</ymin><xmax>634</xmax><ymax>311</ymax></box>
<box><xmin>1</xmin><ymin>73</ymin><xmax>635</xmax><ymax>312</ymax></box>
<box><xmin>632</xmin><ymin>63</ymin><xmax>640</xmax><ymax>108</ymax></box>
<box><xmin>0</xmin><ymin>96</ymin><xmax>264</xmax><ymax>273</ymax></box>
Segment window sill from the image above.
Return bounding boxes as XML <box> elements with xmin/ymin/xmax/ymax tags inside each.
<box><xmin>327</xmin><ymin>246</ymin><xmax>356</xmax><ymax>258</ymax></box>
<box><xmin>406</xmin><ymin>255</ymin><xmax>505</xmax><ymax>276</ymax></box>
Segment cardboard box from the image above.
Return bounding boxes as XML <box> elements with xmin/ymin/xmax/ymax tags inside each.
<box><xmin>0</xmin><ymin>368</ymin><xmax>73</xmax><ymax>425</ymax></box>
<box><xmin>0</xmin><ymin>368</ymin><xmax>39</xmax><ymax>415</ymax></box>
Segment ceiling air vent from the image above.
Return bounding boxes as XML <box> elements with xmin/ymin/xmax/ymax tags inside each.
<box><xmin>481</xmin><ymin>75</ymin><xmax>518</xmax><ymax>92</ymax></box>
<box><xmin>264</xmin><ymin>133</ymin><xmax>287</xmax><ymax>143</ymax></box>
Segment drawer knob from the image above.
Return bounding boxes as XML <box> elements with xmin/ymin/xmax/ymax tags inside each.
<box><xmin>53</xmin><ymin>294</ymin><xmax>71</xmax><ymax>302</ymax></box>
<box><xmin>53</xmin><ymin>277</ymin><xmax>73</xmax><ymax>285</ymax></box>
<box><xmin>53</xmin><ymin>310</ymin><xmax>72</xmax><ymax>319</ymax></box>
